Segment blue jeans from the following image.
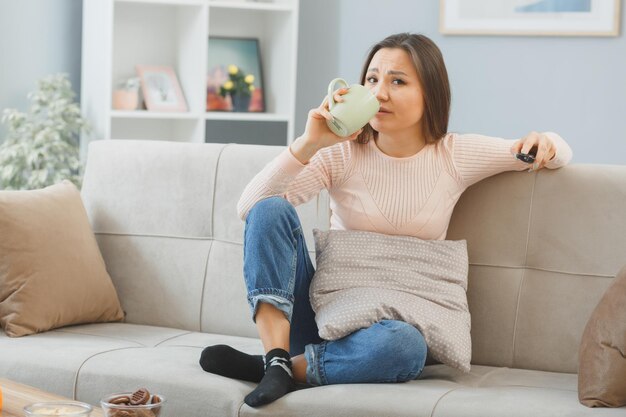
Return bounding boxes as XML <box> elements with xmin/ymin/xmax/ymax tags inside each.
<box><xmin>243</xmin><ymin>197</ymin><xmax>428</xmax><ymax>386</ymax></box>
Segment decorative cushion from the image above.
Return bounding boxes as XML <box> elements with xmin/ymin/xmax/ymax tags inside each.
<box><xmin>0</xmin><ymin>180</ymin><xmax>124</xmax><ymax>337</ymax></box>
<box><xmin>578</xmin><ymin>265</ymin><xmax>626</xmax><ymax>407</ymax></box>
<box><xmin>310</xmin><ymin>228</ymin><xmax>471</xmax><ymax>372</ymax></box>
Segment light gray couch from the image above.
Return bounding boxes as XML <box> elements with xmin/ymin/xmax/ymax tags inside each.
<box><xmin>1</xmin><ymin>139</ymin><xmax>625</xmax><ymax>417</ymax></box>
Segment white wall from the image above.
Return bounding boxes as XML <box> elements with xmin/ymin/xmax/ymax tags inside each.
<box><xmin>0</xmin><ymin>0</ymin><xmax>83</xmax><ymax>142</ymax></box>
<box><xmin>295</xmin><ymin>0</ymin><xmax>341</xmax><ymax>141</ymax></box>
<box><xmin>1</xmin><ymin>0</ymin><xmax>624</xmax><ymax>164</ymax></box>
<box><xmin>296</xmin><ymin>0</ymin><xmax>626</xmax><ymax>165</ymax></box>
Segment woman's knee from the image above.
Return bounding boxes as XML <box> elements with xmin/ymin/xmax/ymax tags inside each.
<box><xmin>247</xmin><ymin>197</ymin><xmax>297</xmax><ymax>226</ymax></box>
<box><xmin>373</xmin><ymin>320</ymin><xmax>428</xmax><ymax>381</ymax></box>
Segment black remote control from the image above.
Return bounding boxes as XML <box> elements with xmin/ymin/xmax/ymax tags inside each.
<box><xmin>515</xmin><ymin>148</ymin><xmax>537</xmax><ymax>164</ymax></box>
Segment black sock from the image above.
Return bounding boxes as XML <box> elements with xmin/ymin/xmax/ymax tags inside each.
<box><xmin>244</xmin><ymin>348</ymin><xmax>295</xmax><ymax>407</ymax></box>
<box><xmin>199</xmin><ymin>344</ymin><xmax>265</xmax><ymax>383</ymax></box>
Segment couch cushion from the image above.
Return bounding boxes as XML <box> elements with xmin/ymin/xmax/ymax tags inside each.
<box><xmin>75</xmin><ymin>346</ymin><xmax>255</xmax><ymax>417</ymax></box>
<box><xmin>92</xmin><ymin>234</ymin><xmax>212</xmax><ymax>331</ymax></box>
<box><xmin>3</xmin><ymin>323</ymin><xmax>624</xmax><ymax>417</ymax></box>
<box><xmin>240</xmin><ymin>376</ymin><xmax>459</xmax><ymax>417</ymax></box>
<box><xmin>81</xmin><ymin>140</ymin><xmax>224</xmax><ymax>238</ymax></box>
<box><xmin>447</xmin><ymin>165</ymin><xmax>626</xmax><ymax>373</ymax></box>
<box><xmin>0</xmin><ymin>328</ymin><xmax>137</xmax><ymax>398</ymax></box>
<box><xmin>80</xmin><ymin>140</ymin><xmax>225</xmax><ymax>332</ymax></box>
<box><xmin>54</xmin><ymin>322</ymin><xmax>192</xmax><ymax>347</ymax></box>
<box><xmin>0</xmin><ymin>180</ymin><xmax>124</xmax><ymax>337</ymax></box>
<box><xmin>310</xmin><ymin>228</ymin><xmax>471</xmax><ymax>372</ymax></box>
<box><xmin>81</xmin><ymin>141</ymin><xmax>328</xmax><ymax>338</ymax></box>
<box><xmin>429</xmin><ymin>365</ymin><xmax>624</xmax><ymax>417</ymax></box>
<box><xmin>68</xmin><ymin>324</ymin><xmax>263</xmax><ymax>416</ymax></box>
<box><xmin>238</xmin><ymin>365</ymin><xmax>626</xmax><ymax>417</ymax></box>
<box><xmin>0</xmin><ymin>323</ymin><xmax>265</xmax><ymax>417</ymax></box>
<box><xmin>578</xmin><ymin>264</ymin><xmax>626</xmax><ymax>407</ymax></box>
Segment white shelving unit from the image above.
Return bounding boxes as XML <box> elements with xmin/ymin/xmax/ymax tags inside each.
<box><xmin>80</xmin><ymin>0</ymin><xmax>299</xmax><ymax>158</ymax></box>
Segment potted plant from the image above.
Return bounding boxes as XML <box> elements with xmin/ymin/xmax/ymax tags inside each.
<box><xmin>0</xmin><ymin>73</ymin><xmax>89</xmax><ymax>190</ymax></box>
<box><xmin>219</xmin><ymin>65</ymin><xmax>256</xmax><ymax>112</ymax></box>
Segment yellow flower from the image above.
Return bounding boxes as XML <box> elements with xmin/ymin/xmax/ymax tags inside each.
<box><xmin>228</xmin><ymin>65</ymin><xmax>239</xmax><ymax>75</ymax></box>
<box><xmin>223</xmin><ymin>80</ymin><xmax>234</xmax><ymax>90</ymax></box>
<box><xmin>244</xmin><ymin>74</ymin><xmax>255</xmax><ymax>84</ymax></box>
<box><xmin>249</xmin><ymin>85</ymin><xmax>255</xmax><ymax>92</ymax></box>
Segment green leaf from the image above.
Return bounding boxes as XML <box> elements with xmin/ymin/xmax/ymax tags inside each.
<box><xmin>0</xmin><ymin>73</ymin><xmax>85</xmax><ymax>190</ymax></box>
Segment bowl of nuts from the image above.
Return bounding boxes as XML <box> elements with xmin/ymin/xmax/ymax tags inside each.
<box><xmin>100</xmin><ymin>388</ymin><xmax>165</xmax><ymax>417</ymax></box>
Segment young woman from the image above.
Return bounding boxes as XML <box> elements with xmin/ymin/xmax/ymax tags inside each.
<box><xmin>199</xmin><ymin>33</ymin><xmax>573</xmax><ymax>407</ymax></box>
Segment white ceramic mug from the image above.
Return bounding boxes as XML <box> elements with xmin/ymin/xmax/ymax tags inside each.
<box><xmin>326</xmin><ymin>78</ymin><xmax>380</xmax><ymax>137</ymax></box>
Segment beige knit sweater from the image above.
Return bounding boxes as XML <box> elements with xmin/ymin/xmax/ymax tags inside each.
<box><xmin>238</xmin><ymin>132</ymin><xmax>572</xmax><ymax>240</ymax></box>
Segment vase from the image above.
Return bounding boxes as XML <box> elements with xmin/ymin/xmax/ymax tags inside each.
<box><xmin>231</xmin><ymin>93</ymin><xmax>251</xmax><ymax>112</ymax></box>
<box><xmin>112</xmin><ymin>89</ymin><xmax>139</xmax><ymax>110</ymax></box>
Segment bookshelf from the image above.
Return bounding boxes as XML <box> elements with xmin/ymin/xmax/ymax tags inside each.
<box><xmin>80</xmin><ymin>0</ymin><xmax>299</xmax><ymax>158</ymax></box>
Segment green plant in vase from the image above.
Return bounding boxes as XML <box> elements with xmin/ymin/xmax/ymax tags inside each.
<box><xmin>219</xmin><ymin>65</ymin><xmax>256</xmax><ymax>112</ymax></box>
<box><xmin>0</xmin><ymin>73</ymin><xmax>89</xmax><ymax>190</ymax></box>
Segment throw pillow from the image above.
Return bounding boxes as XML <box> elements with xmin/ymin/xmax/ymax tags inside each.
<box><xmin>0</xmin><ymin>180</ymin><xmax>124</xmax><ymax>337</ymax></box>
<box><xmin>310</xmin><ymin>228</ymin><xmax>471</xmax><ymax>373</ymax></box>
<box><xmin>578</xmin><ymin>265</ymin><xmax>626</xmax><ymax>407</ymax></box>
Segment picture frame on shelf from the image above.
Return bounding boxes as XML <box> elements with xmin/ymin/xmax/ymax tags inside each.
<box><xmin>440</xmin><ymin>0</ymin><xmax>621</xmax><ymax>36</ymax></box>
<box><xmin>136</xmin><ymin>65</ymin><xmax>188</xmax><ymax>112</ymax></box>
<box><xmin>207</xmin><ymin>36</ymin><xmax>265</xmax><ymax>113</ymax></box>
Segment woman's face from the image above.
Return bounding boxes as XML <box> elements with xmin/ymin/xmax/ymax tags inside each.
<box><xmin>364</xmin><ymin>48</ymin><xmax>425</xmax><ymax>137</ymax></box>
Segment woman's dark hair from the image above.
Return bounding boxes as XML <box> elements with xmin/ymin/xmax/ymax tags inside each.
<box><xmin>356</xmin><ymin>33</ymin><xmax>451</xmax><ymax>144</ymax></box>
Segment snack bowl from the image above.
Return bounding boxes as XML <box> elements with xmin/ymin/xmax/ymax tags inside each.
<box><xmin>100</xmin><ymin>391</ymin><xmax>165</xmax><ymax>417</ymax></box>
<box><xmin>23</xmin><ymin>401</ymin><xmax>93</xmax><ymax>416</ymax></box>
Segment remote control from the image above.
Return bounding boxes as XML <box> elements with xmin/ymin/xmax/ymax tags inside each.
<box><xmin>515</xmin><ymin>148</ymin><xmax>537</xmax><ymax>164</ymax></box>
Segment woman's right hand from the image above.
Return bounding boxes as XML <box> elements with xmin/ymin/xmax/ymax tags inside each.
<box><xmin>290</xmin><ymin>88</ymin><xmax>363</xmax><ymax>164</ymax></box>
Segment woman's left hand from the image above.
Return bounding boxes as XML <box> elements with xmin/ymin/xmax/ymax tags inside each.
<box><xmin>511</xmin><ymin>131</ymin><xmax>557</xmax><ymax>171</ymax></box>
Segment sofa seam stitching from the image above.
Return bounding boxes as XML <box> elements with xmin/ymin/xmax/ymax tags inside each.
<box><xmin>198</xmin><ymin>242</ymin><xmax>214</xmax><ymax>332</ymax></box>
<box><xmin>511</xmin><ymin>172</ymin><xmax>538</xmax><ymax>369</ymax></box>
<box><xmin>494</xmin><ymin>384</ymin><xmax>577</xmax><ymax>392</ymax></box>
<box><xmin>72</xmin><ymin>346</ymin><xmax>143</xmax><ymax>400</ymax></box>
<box><xmin>153</xmin><ymin>331</ymin><xmax>194</xmax><ymax>347</ymax></box>
<box><xmin>91</xmin><ymin>234</ymin><xmax>319</xmax><ymax>257</ymax></box>
<box><xmin>429</xmin><ymin>388</ymin><xmax>460</xmax><ymax>417</ymax></box>
<box><xmin>474</xmin><ymin>366</ymin><xmax>508</xmax><ymax>387</ymax></box>
<box><xmin>54</xmin><ymin>330</ymin><xmax>145</xmax><ymax>346</ymax></box>
<box><xmin>93</xmin><ymin>231</ymin><xmax>316</xmax><ymax>249</ymax></box>
<box><xmin>153</xmin><ymin>344</ymin><xmax>204</xmax><ymax>349</ymax></box>
<box><xmin>91</xmin><ymin>229</ymin><xmax>626</xmax><ymax>277</ymax></box>
<box><xmin>211</xmin><ymin>143</ymin><xmax>231</xmax><ymax>239</ymax></box>
<box><xmin>468</xmin><ymin>263</ymin><xmax>614</xmax><ymax>278</ymax></box>
<box><xmin>93</xmin><ymin>232</ymin><xmax>220</xmax><ymax>240</ymax></box>
<box><xmin>198</xmin><ymin>143</ymin><xmax>230</xmax><ymax>332</ymax></box>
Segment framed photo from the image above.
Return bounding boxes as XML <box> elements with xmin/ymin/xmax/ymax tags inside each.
<box><xmin>136</xmin><ymin>65</ymin><xmax>188</xmax><ymax>112</ymax></box>
<box><xmin>440</xmin><ymin>0</ymin><xmax>621</xmax><ymax>36</ymax></box>
<box><xmin>206</xmin><ymin>36</ymin><xmax>265</xmax><ymax>113</ymax></box>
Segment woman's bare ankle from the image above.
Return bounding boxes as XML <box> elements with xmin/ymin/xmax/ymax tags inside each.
<box><xmin>291</xmin><ymin>354</ymin><xmax>307</xmax><ymax>383</ymax></box>
<box><xmin>255</xmin><ymin>302</ymin><xmax>290</xmax><ymax>352</ymax></box>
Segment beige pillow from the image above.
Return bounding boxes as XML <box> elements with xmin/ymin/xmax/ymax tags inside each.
<box><xmin>310</xmin><ymin>229</ymin><xmax>471</xmax><ymax>373</ymax></box>
<box><xmin>578</xmin><ymin>265</ymin><xmax>626</xmax><ymax>407</ymax></box>
<box><xmin>0</xmin><ymin>180</ymin><xmax>124</xmax><ymax>337</ymax></box>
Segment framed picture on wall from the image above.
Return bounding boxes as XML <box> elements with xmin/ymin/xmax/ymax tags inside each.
<box><xmin>136</xmin><ymin>65</ymin><xmax>188</xmax><ymax>112</ymax></box>
<box><xmin>206</xmin><ymin>36</ymin><xmax>265</xmax><ymax>113</ymax></box>
<box><xmin>440</xmin><ymin>0</ymin><xmax>621</xmax><ymax>36</ymax></box>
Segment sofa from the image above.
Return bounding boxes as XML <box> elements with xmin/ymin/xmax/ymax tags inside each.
<box><xmin>1</xmin><ymin>139</ymin><xmax>625</xmax><ymax>417</ymax></box>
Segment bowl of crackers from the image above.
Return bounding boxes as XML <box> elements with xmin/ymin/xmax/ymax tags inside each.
<box><xmin>100</xmin><ymin>388</ymin><xmax>165</xmax><ymax>417</ymax></box>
